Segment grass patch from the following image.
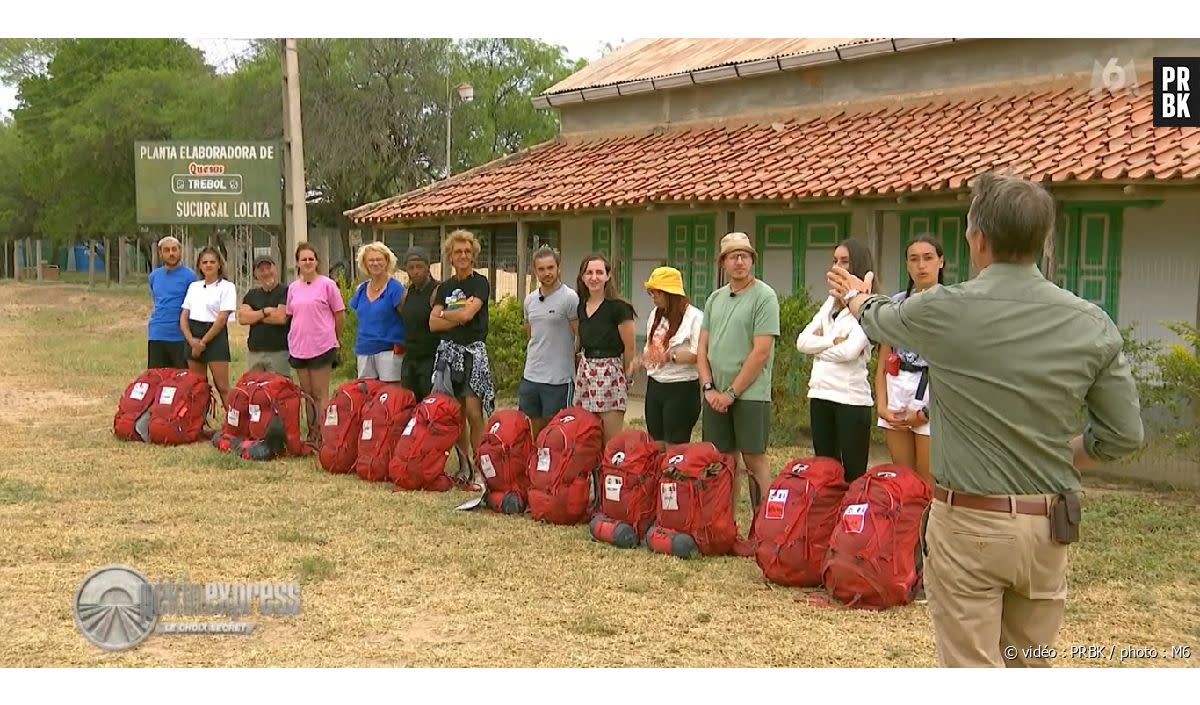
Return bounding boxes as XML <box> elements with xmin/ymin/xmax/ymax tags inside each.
<box><xmin>275</xmin><ymin>528</ymin><xmax>329</xmax><ymax>546</ymax></box>
<box><xmin>111</xmin><ymin>538</ymin><xmax>164</xmax><ymax>560</ymax></box>
<box><xmin>0</xmin><ymin>479</ymin><xmax>46</xmax><ymax>505</ymax></box>
<box><xmin>296</xmin><ymin>555</ymin><xmax>336</xmax><ymax>584</ymax></box>
<box><xmin>569</xmin><ymin>613</ymin><xmax>619</xmax><ymax>637</ymax></box>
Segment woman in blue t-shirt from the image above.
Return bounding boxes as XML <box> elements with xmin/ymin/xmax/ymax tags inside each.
<box><xmin>349</xmin><ymin>242</ymin><xmax>406</xmax><ymax>383</ymax></box>
<box><xmin>874</xmin><ymin>234</ymin><xmax>944</xmax><ymax>486</ymax></box>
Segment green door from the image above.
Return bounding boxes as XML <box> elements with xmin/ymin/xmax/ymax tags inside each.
<box><xmin>754</xmin><ymin>213</ymin><xmax>850</xmax><ymax>296</ymax></box>
<box><xmin>667</xmin><ymin>214</ymin><xmax>716</xmax><ymax>301</ymax></box>
<box><xmin>900</xmin><ymin>210</ymin><xmax>969</xmax><ymax>285</ymax></box>
<box><xmin>1056</xmin><ymin>205</ymin><xmax>1123</xmax><ymax>321</ymax></box>
<box><xmin>591</xmin><ymin>217</ymin><xmax>633</xmax><ymax>298</ymax></box>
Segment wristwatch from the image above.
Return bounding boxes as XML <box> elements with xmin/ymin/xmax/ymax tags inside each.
<box><xmin>725</xmin><ymin>388</ymin><xmax>739</xmax><ymax>400</ymax></box>
<box><xmin>702</xmin><ymin>382</ymin><xmax>715</xmax><ymax>392</ymax></box>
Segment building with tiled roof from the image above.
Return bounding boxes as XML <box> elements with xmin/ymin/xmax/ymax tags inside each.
<box><xmin>347</xmin><ymin>37</ymin><xmax>1200</xmax><ymax>345</ymax></box>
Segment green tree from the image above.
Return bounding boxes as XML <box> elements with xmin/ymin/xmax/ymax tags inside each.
<box><xmin>452</xmin><ymin>38</ymin><xmax>579</xmax><ymax>171</ymax></box>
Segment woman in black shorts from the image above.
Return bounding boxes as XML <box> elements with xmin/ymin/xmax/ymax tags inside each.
<box><xmin>180</xmin><ymin>246</ymin><xmax>237</xmax><ymax>410</ymax></box>
<box><xmin>631</xmin><ymin>266</ymin><xmax>703</xmax><ymax>446</ymax></box>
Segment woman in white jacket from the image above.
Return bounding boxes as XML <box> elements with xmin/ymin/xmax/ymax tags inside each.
<box><xmin>796</xmin><ymin>238</ymin><xmax>876</xmax><ymax>482</ymax></box>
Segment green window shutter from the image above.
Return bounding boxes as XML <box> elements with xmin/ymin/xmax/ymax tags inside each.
<box><xmin>692</xmin><ymin>215</ymin><xmax>716</xmax><ymax>301</ymax></box>
<box><xmin>591</xmin><ymin>218</ymin><xmax>611</xmax><ymax>255</ymax></box>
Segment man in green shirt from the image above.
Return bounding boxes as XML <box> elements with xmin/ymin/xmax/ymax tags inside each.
<box><xmin>697</xmin><ymin>232</ymin><xmax>781</xmax><ymax>528</ymax></box>
<box><xmin>828</xmin><ymin>171</ymin><xmax>1144</xmax><ymax>668</ymax></box>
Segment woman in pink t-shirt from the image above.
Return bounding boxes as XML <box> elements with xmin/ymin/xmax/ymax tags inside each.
<box><xmin>286</xmin><ymin>242</ymin><xmax>346</xmax><ymax>417</ymax></box>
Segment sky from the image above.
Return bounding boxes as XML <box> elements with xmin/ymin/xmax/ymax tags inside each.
<box><xmin>0</xmin><ymin>37</ymin><xmax>614</xmax><ymax>117</ymax></box>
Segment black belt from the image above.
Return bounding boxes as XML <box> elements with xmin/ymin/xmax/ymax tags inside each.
<box><xmin>583</xmin><ymin>349</ymin><xmax>620</xmax><ymax>359</ymax></box>
<box><xmin>899</xmin><ymin>360</ymin><xmax>926</xmax><ymax>374</ymax></box>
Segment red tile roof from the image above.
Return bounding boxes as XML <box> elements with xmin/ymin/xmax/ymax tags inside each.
<box><xmin>348</xmin><ymin>81</ymin><xmax>1200</xmax><ymax>224</ymax></box>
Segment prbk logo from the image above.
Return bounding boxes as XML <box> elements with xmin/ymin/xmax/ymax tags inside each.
<box><xmin>1154</xmin><ymin>57</ymin><xmax>1198</xmax><ymax>127</ymax></box>
<box><xmin>1090</xmin><ymin>58</ymin><xmax>1140</xmax><ymax>98</ymax></box>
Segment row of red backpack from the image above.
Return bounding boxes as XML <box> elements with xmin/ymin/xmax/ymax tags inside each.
<box><xmin>317</xmin><ymin>379</ymin><xmax>469</xmax><ymax>491</ymax></box>
<box><xmin>752</xmin><ymin>458</ymin><xmax>932</xmax><ymax>609</ymax></box>
<box><xmin>113</xmin><ymin>368</ymin><xmax>218</xmax><ymax>445</ymax></box>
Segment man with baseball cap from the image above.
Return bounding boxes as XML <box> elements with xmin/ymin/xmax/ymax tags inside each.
<box><xmin>237</xmin><ymin>252</ymin><xmax>292</xmax><ymax>376</ymax></box>
<box><xmin>696</xmin><ymin>232</ymin><xmax>780</xmax><ymax>540</ymax></box>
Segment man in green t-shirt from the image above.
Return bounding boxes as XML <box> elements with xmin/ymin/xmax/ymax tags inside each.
<box><xmin>696</xmin><ymin>231</ymin><xmax>781</xmax><ymax>520</ymax></box>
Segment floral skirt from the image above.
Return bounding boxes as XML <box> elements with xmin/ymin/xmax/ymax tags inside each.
<box><xmin>573</xmin><ymin>356</ymin><xmax>628</xmax><ymax>413</ymax></box>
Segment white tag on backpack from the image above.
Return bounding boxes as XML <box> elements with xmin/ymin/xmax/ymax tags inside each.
<box><xmin>536</xmin><ymin>448</ymin><xmax>551</xmax><ymax>472</ymax></box>
<box><xmin>361</xmin><ymin>419</ymin><xmax>373</xmax><ymax>441</ymax></box>
<box><xmin>248</xmin><ymin>404</ymin><xmax>261</xmax><ymax>423</ymax></box>
<box><xmin>605</xmin><ymin>475</ymin><xmax>623</xmax><ymax>502</ymax></box>
<box><xmin>159</xmin><ymin>386</ymin><xmax>176</xmax><ymax>405</ymax></box>
<box><xmin>842</xmin><ymin>503</ymin><xmax>869</xmax><ymax>534</ymax></box>
<box><xmin>130</xmin><ymin>382</ymin><xmax>149</xmax><ymax>401</ymax></box>
<box><xmin>226</xmin><ymin>408</ymin><xmax>240</xmax><ymax>427</ymax></box>
<box><xmin>660</xmin><ymin>482</ymin><xmax>678</xmax><ymax>511</ymax></box>
<box><xmin>402</xmin><ymin>418</ymin><xmax>417</xmax><ymax>436</ymax></box>
<box><xmin>479</xmin><ymin>454</ymin><xmax>496</xmax><ymax>478</ymax></box>
<box><xmin>324</xmin><ymin>406</ymin><xmax>338</xmax><ymax>426</ymax></box>
<box><xmin>765</xmin><ymin>489</ymin><xmax>788</xmax><ymax>520</ymax></box>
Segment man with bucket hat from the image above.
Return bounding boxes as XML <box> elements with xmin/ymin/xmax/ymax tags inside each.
<box><xmin>695</xmin><ymin>232</ymin><xmax>781</xmax><ymax>533</ymax></box>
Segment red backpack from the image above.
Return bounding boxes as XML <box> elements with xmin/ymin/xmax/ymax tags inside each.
<box><xmin>113</xmin><ymin>368</ymin><xmax>176</xmax><ymax>441</ymax></box>
<box><xmin>318</xmin><ymin>379</ymin><xmax>389</xmax><ymax>474</ymax></box>
<box><xmin>389</xmin><ymin>392</ymin><xmax>468</xmax><ymax>492</ymax></box>
<box><xmin>821</xmin><ymin>463</ymin><xmax>932</xmax><ymax>609</ymax></box>
<box><xmin>590</xmin><ymin>429</ymin><xmax>663</xmax><ymax>548</ymax></box>
<box><xmin>221</xmin><ymin>369</ymin><xmax>276</xmax><ymax>438</ymax></box>
<box><xmin>354</xmin><ymin>386</ymin><xmax>417</xmax><ymax>482</ymax></box>
<box><xmin>476</xmin><ymin>409</ymin><xmax>534</xmax><ymax>513</ymax></box>
<box><xmin>527</xmin><ymin>406</ymin><xmax>603</xmax><ymax>525</ymax></box>
<box><xmin>147</xmin><ymin>369</ymin><xmax>216</xmax><ymax>445</ymax></box>
<box><xmin>753</xmin><ymin>457</ymin><xmax>849</xmax><ymax>587</ymax></box>
<box><xmin>646</xmin><ymin>443</ymin><xmax>737</xmax><ymax>557</ymax></box>
<box><xmin>245</xmin><ymin>374</ymin><xmax>318</xmax><ymax>456</ymax></box>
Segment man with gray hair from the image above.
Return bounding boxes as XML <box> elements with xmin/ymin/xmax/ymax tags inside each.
<box><xmin>146</xmin><ymin>235</ymin><xmax>196</xmax><ymax>369</ymax></box>
<box><xmin>828</xmin><ymin>171</ymin><xmax>1144</xmax><ymax>667</ymax></box>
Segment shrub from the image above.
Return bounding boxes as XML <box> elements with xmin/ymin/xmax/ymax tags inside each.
<box><xmin>1156</xmin><ymin>322</ymin><xmax>1200</xmax><ymax>448</ymax></box>
<box><xmin>486</xmin><ymin>296</ymin><xmax>527</xmax><ymax>398</ymax></box>
<box><xmin>333</xmin><ymin>272</ymin><xmax>360</xmax><ymax>383</ymax></box>
<box><xmin>769</xmin><ymin>291</ymin><xmax>821</xmax><ymax>445</ymax></box>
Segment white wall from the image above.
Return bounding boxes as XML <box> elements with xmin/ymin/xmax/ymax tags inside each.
<box><xmin>1120</xmin><ymin>193</ymin><xmax>1200</xmax><ymax>346</ymax></box>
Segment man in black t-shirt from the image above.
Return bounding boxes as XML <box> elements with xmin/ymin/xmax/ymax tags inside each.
<box><xmin>398</xmin><ymin>247</ymin><xmax>440</xmax><ymax>400</ymax></box>
<box><xmin>430</xmin><ymin>230</ymin><xmax>496</xmax><ymax>487</ymax></box>
<box><xmin>237</xmin><ymin>254</ymin><xmax>292</xmax><ymax>376</ymax></box>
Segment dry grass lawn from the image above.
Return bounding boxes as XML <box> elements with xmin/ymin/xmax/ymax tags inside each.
<box><xmin>0</xmin><ymin>281</ymin><xmax>1196</xmax><ymax>667</ymax></box>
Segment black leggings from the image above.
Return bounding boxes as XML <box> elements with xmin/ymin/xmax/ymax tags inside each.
<box><xmin>809</xmin><ymin>397</ymin><xmax>874</xmax><ymax>483</ymax></box>
<box><xmin>645</xmin><ymin>377</ymin><xmax>701</xmax><ymax>444</ymax></box>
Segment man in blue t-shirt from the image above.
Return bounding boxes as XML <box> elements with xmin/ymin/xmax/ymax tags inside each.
<box><xmin>146</xmin><ymin>236</ymin><xmax>196</xmax><ymax>369</ymax></box>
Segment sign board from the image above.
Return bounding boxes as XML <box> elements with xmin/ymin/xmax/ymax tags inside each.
<box><xmin>135</xmin><ymin>141</ymin><xmax>283</xmax><ymax>225</ymax></box>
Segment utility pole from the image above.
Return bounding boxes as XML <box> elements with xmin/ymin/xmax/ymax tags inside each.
<box><xmin>280</xmin><ymin>38</ymin><xmax>308</xmax><ymax>281</ymax></box>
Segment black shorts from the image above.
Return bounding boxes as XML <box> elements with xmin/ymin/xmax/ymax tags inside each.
<box><xmin>147</xmin><ymin>340</ymin><xmax>189</xmax><ymax>369</ymax></box>
<box><xmin>186</xmin><ymin>320</ymin><xmax>232</xmax><ymax>363</ymax></box>
<box><xmin>401</xmin><ymin>354</ymin><xmax>435</xmax><ymax>401</ymax></box>
<box><xmin>644</xmin><ymin>377</ymin><xmax>701</xmax><ymax>444</ymax></box>
<box><xmin>290</xmin><ymin>347</ymin><xmax>340</xmax><ymax>370</ymax></box>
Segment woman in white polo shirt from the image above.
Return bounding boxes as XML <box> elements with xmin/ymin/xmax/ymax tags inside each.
<box><xmin>796</xmin><ymin>238</ymin><xmax>876</xmax><ymax>483</ymax></box>
<box><xmin>179</xmin><ymin>246</ymin><xmax>237</xmax><ymax>410</ymax></box>
<box><xmin>633</xmin><ymin>267</ymin><xmax>704</xmax><ymax>446</ymax></box>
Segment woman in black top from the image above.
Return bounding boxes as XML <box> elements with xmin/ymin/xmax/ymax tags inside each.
<box><xmin>574</xmin><ymin>253</ymin><xmax>636</xmax><ymax>446</ymax></box>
